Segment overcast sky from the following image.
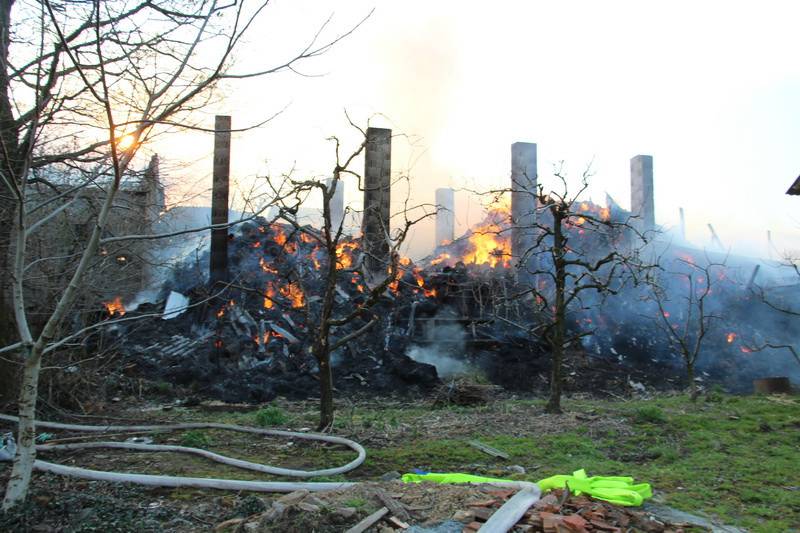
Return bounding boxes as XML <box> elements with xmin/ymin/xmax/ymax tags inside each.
<box><xmin>158</xmin><ymin>0</ymin><xmax>800</xmax><ymax>259</ymax></box>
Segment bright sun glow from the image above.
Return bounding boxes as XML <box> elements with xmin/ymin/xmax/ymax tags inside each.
<box><xmin>116</xmin><ymin>133</ymin><xmax>136</xmax><ymax>151</ymax></box>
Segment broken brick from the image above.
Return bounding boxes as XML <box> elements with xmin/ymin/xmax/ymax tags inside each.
<box><xmin>562</xmin><ymin>513</ymin><xmax>589</xmax><ymax>532</ymax></box>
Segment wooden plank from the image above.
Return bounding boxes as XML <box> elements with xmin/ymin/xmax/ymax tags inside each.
<box><xmin>345</xmin><ymin>507</ymin><xmax>388</xmax><ymax>533</ymax></box>
<box><xmin>374</xmin><ymin>488</ymin><xmax>411</xmax><ymax>521</ymax></box>
<box><xmin>468</xmin><ymin>440</ymin><xmax>509</xmax><ymax>460</ymax></box>
<box><xmin>387</xmin><ymin>516</ymin><xmax>410</xmax><ymax>529</ymax></box>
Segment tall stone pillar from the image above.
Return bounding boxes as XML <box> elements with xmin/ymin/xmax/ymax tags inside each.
<box><xmin>143</xmin><ymin>154</ymin><xmax>165</xmax><ymax>225</ymax></box>
<box><xmin>210</xmin><ymin>115</ymin><xmax>231</xmax><ymax>285</ymax></box>
<box><xmin>511</xmin><ymin>142</ymin><xmax>537</xmax><ymax>272</ymax></box>
<box><xmin>435</xmin><ymin>188</ymin><xmax>455</xmax><ymax>247</ymax></box>
<box><xmin>630</xmin><ymin>155</ymin><xmax>654</xmax><ymax>234</ymax></box>
<box><xmin>326</xmin><ymin>177</ymin><xmax>345</xmax><ymax>233</ymax></box>
<box><xmin>362</xmin><ymin>127</ymin><xmax>391</xmax><ymax>278</ymax></box>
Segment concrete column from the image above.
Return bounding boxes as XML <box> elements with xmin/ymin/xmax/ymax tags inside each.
<box><xmin>511</xmin><ymin>142</ymin><xmax>537</xmax><ymax>271</ymax></box>
<box><xmin>143</xmin><ymin>154</ymin><xmax>165</xmax><ymax>223</ymax></box>
<box><xmin>630</xmin><ymin>155</ymin><xmax>654</xmax><ymax>234</ymax></box>
<box><xmin>326</xmin><ymin>177</ymin><xmax>345</xmax><ymax>233</ymax></box>
<box><xmin>435</xmin><ymin>187</ymin><xmax>455</xmax><ymax>246</ymax></box>
<box><xmin>362</xmin><ymin>127</ymin><xmax>391</xmax><ymax>278</ymax></box>
<box><xmin>210</xmin><ymin>115</ymin><xmax>231</xmax><ymax>285</ymax></box>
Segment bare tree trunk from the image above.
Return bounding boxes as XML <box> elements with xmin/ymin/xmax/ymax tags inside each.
<box><xmin>2</xmin><ymin>352</ymin><xmax>40</xmax><ymax>509</ymax></box>
<box><xmin>0</xmin><ymin>257</ymin><xmax>18</xmax><ymax>405</ymax></box>
<box><xmin>546</xmin><ymin>208</ymin><xmax>566</xmax><ymax>414</ymax></box>
<box><xmin>315</xmin><ymin>238</ymin><xmax>338</xmax><ymax>430</ymax></box>
<box><xmin>318</xmin><ymin>345</ymin><xmax>334</xmax><ymax>430</ymax></box>
<box><xmin>686</xmin><ymin>359</ymin><xmax>698</xmax><ymax>401</ymax></box>
<box><xmin>0</xmin><ymin>0</ymin><xmax>19</xmax><ymax>405</ymax></box>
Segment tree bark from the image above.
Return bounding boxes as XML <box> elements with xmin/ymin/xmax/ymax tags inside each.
<box><xmin>315</xmin><ymin>227</ymin><xmax>338</xmax><ymax>430</ymax></box>
<box><xmin>686</xmin><ymin>359</ymin><xmax>698</xmax><ymax>401</ymax></box>
<box><xmin>0</xmin><ymin>0</ymin><xmax>19</xmax><ymax>405</ymax></box>
<box><xmin>2</xmin><ymin>352</ymin><xmax>40</xmax><ymax>509</ymax></box>
<box><xmin>318</xmin><ymin>350</ymin><xmax>334</xmax><ymax>430</ymax></box>
<box><xmin>545</xmin><ymin>207</ymin><xmax>566</xmax><ymax>414</ymax></box>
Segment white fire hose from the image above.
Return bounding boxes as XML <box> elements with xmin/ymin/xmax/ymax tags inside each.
<box><xmin>0</xmin><ymin>413</ymin><xmax>539</xmax><ymax>532</ymax></box>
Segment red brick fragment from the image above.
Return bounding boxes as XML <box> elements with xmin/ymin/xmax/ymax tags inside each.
<box><xmin>486</xmin><ymin>489</ymin><xmax>515</xmax><ymax>500</ymax></box>
<box><xmin>562</xmin><ymin>513</ymin><xmax>589</xmax><ymax>531</ymax></box>
<box><xmin>540</xmin><ymin>511</ymin><xmax>563</xmax><ymax>533</ymax></box>
<box><xmin>589</xmin><ymin>520</ymin><xmax>621</xmax><ymax>533</ymax></box>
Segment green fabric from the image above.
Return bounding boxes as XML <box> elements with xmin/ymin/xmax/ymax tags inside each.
<box><xmin>536</xmin><ymin>469</ymin><xmax>652</xmax><ymax>506</ymax></box>
<box><xmin>401</xmin><ymin>469</ymin><xmax>652</xmax><ymax>507</ymax></box>
<box><xmin>401</xmin><ymin>472</ymin><xmax>511</xmax><ymax>484</ymax></box>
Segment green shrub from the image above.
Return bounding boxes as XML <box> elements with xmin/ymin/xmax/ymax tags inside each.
<box><xmin>343</xmin><ymin>497</ymin><xmax>367</xmax><ymax>509</ymax></box>
<box><xmin>634</xmin><ymin>406</ymin><xmax>667</xmax><ymax>424</ymax></box>
<box><xmin>254</xmin><ymin>405</ymin><xmax>289</xmax><ymax>427</ymax></box>
<box><xmin>706</xmin><ymin>385</ymin><xmax>725</xmax><ymax>403</ymax></box>
<box><xmin>179</xmin><ymin>430</ymin><xmax>212</xmax><ymax>448</ymax></box>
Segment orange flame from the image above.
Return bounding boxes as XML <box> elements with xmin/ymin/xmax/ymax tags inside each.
<box><xmin>430</xmin><ymin>252</ymin><xmax>451</xmax><ymax>266</ymax></box>
<box><xmin>259</xmin><ymin>257</ymin><xmax>279</xmax><ymax>274</ymax></box>
<box><xmin>271</xmin><ymin>225</ymin><xmax>287</xmax><ymax>246</ymax></box>
<box><xmin>280</xmin><ymin>282</ymin><xmax>306</xmax><ymax>308</ymax></box>
<box><xmin>256</xmin><ymin>331</ymin><xmax>272</xmax><ymax>346</ymax></box>
<box><xmin>309</xmin><ymin>248</ymin><xmax>322</xmax><ymax>269</ymax></box>
<box><xmin>726</xmin><ymin>332</ymin><xmax>737</xmax><ymax>344</ymax></box>
<box><xmin>336</xmin><ymin>241</ymin><xmax>359</xmax><ymax>269</ymax></box>
<box><xmin>463</xmin><ymin>223</ymin><xmax>511</xmax><ymax>268</ymax></box>
<box><xmin>263</xmin><ymin>283</ymin><xmax>276</xmax><ymax>309</ymax></box>
<box><xmin>411</xmin><ymin>267</ymin><xmax>437</xmax><ymax>297</ymax></box>
<box><xmin>104</xmin><ymin>296</ymin><xmax>126</xmax><ymax>317</ymax></box>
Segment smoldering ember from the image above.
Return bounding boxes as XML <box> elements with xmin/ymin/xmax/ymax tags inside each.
<box><xmin>1</xmin><ymin>3</ymin><xmax>799</xmax><ymax>533</ymax></box>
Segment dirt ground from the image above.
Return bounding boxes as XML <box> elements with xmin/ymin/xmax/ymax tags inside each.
<box><xmin>0</xmin><ymin>392</ymin><xmax>784</xmax><ymax>532</ymax></box>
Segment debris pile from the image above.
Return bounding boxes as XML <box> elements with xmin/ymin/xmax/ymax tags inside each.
<box><xmin>110</xmin><ymin>219</ymin><xmax>443</xmax><ymax>403</ymax></box>
<box><xmin>95</xmin><ymin>193</ymin><xmax>800</xmax><ymax>402</ymax></box>
<box><xmin>457</xmin><ymin>489</ymin><xmax>692</xmax><ymax>533</ymax></box>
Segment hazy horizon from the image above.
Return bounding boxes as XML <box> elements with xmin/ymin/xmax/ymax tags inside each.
<box><xmin>147</xmin><ymin>1</ymin><xmax>800</xmax><ymax>261</ymax></box>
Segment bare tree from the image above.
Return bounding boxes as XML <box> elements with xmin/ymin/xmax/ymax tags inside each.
<box><xmin>648</xmin><ymin>255</ymin><xmax>727</xmax><ymax>400</ymax></box>
<box><xmin>506</xmin><ymin>168</ymin><xmax>649</xmax><ymax>414</ymax></box>
<box><xmin>748</xmin><ymin>257</ymin><xmax>800</xmax><ymax>369</ymax></box>
<box><xmin>268</xmin><ymin>126</ymin><xmax>435</xmax><ymax>429</ymax></box>
<box><xmin>0</xmin><ymin>0</ymin><xmax>367</xmax><ymax>509</ymax></box>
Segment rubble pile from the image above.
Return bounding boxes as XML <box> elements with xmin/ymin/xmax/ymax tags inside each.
<box><xmin>98</xmin><ymin>193</ymin><xmax>800</xmax><ymax>402</ymax></box>
<box><xmin>457</xmin><ymin>489</ymin><xmax>691</xmax><ymax>533</ymax></box>
<box><xmin>111</xmin><ymin>220</ymin><xmax>443</xmax><ymax>403</ymax></box>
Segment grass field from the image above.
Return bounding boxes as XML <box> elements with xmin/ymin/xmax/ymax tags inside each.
<box><xmin>2</xmin><ymin>392</ymin><xmax>798</xmax><ymax>531</ymax></box>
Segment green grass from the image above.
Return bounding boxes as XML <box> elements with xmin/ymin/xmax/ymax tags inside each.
<box><xmin>342</xmin><ymin>395</ymin><xmax>799</xmax><ymax>532</ymax></box>
<box><xmin>254</xmin><ymin>404</ymin><xmax>290</xmax><ymax>427</ymax></box>
<box><xmin>144</xmin><ymin>394</ymin><xmax>799</xmax><ymax>532</ymax></box>
<box><xmin>634</xmin><ymin>405</ymin><xmax>668</xmax><ymax>424</ymax></box>
<box><xmin>179</xmin><ymin>430</ymin><xmax>212</xmax><ymax>448</ymax></box>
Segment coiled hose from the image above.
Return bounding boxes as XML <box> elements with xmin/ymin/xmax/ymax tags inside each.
<box><xmin>0</xmin><ymin>413</ymin><xmax>541</xmax><ymax>532</ymax></box>
<box><xmin>0</xmin><ymin>413</ymin><xmax>362</xmax><ymax>492</ymax></box>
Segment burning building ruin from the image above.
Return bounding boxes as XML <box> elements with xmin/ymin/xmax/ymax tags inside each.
<box><xmin>96</xmin><ymin>135</ymin><xmax>799</xmax><ymax>404</ymax></box>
